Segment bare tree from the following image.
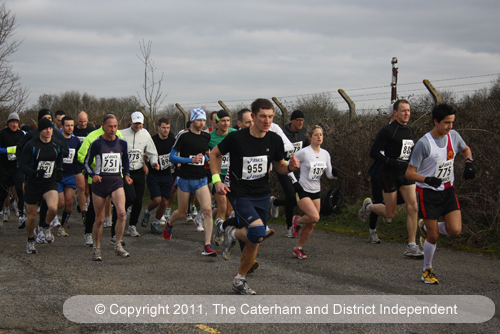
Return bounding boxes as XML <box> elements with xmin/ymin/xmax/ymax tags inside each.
<box><xmin>137</xmin><ymin>40</ymin><xmax>166</xmax><ymax>130</ymax></box>
<box><xmin>0</xmin><ymin>2</ymin><xmax>28</xmax><ymax>115</ymax></box>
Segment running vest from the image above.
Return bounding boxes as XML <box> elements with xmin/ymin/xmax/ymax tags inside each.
<box><xmin>416</xmin><ymin>132</ymin><xmax>455</xmax><ymax>191</ymax></box>
<box><xmin>97</xmin><ymin>137</ymin><xmax>123</xmax><ymax>177</ymax></box>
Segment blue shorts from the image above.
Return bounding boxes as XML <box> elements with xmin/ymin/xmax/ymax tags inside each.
<box><xmin>231</xmin><ymin>195</ymin><xmax>269</xmax><ymax>228</ymax></box>
<box><xmin>177</xmin><ymin>177</ymin><xmax>208</xmax><ymax>194</ymax></box>
<box><xmin>58</xmin><ymin>175</ymin><xmax>77</xmax><ymax>193</ymax></box>
<box><xmin>147</xmin><ymin>173</ymin><xmax>173</xmax><ymax>199</ymax></box>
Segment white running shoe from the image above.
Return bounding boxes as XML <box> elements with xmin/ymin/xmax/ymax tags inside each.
<box><xmin>127</xmin><ymin>225</ymin><xmax>140</xmax><ymax>237</ymax></box>
<box><xmin>50</xmin><ymin>216</ymin><xmax>61</xmax><ymax>228</ymax></box>
<box><xmin>103</xmin><ymin>216</ymin><xmax>112</xmax><ymax>228</ymax></box>
<box><xmin>58</xmin><ymin>227</ymin><xmax>69</xmax><ymax>237</ymax></box>
<box><xmin>84</xmin><ymin>233</ymin><xmax>94</xmax><ymax>247</ymax></box>
<box><xmin>194</xmin><ymin>212</ymin><xmax>204</xmax><ymax>232</ymax></box>
<box><xmin>114</xmin><ymin>244</ymin><xmax>130</xmax><ymax>258</ymax></box>
<box><xmin>43</xmin><ymin>227</ymin><xmax>54</xmax><ymax>243</ymax></box>
<box><xmin>269</xmin><ymin>196</ymin><xmax>279</xmax><ymax>219</ymax></box>
<box><xmin>34</xmin><ymin>226</ymin><xmax>46</xmax><ymax>244</ymax></box>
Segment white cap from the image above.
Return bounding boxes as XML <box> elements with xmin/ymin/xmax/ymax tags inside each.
<box><xmin>131</xmin><ymin>111</ymin><xmax>144</xmax><ymax>124</ymax></box>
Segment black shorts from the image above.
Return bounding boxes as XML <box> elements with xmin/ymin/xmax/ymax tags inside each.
<box><xmin>92</xmin><ymin>175</ymin><xmax>124</xmax><ymax>199</ymax></box>
<box><xmin>379</xmin><ymin>170</ymin><xmax>414</xmax><ymax>193</ymax></box>
<box><xmin>25</xmin><ymin>182</ymin><xmax>58</xmax><ymax>205</ymax></box>
<box><xmin>147</xmin><ymin>173</ymin><xmax>173</xmax><ymax>199</ymax></box>
<box><xmin>296</xmin><ymin>186</ymin><xmax>320</xmax><ymax>201</ymax></box>
<box><xmin>416</xmin><ymin>186</ymin><xmax>460</xmax><ymax>219</ymax></box>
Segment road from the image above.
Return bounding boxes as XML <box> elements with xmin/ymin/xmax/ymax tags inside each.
<box><xmin>0</xmin><ymin>208</ymin><xmax>498</xmax><ymax>333</ymax></box>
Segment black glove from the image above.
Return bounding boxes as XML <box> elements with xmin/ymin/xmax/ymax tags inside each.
<box><xmin>424</xmin><ymin>177</ymin><xmax>442</xmax><ymax>188</ymax></box>
<box><xmin>56</xmin><ymin>168</ymin><xmax>63</xmax><ymax>182</ymax></box>
<box><xmin>292</xmin><ymin>182</ymin><xmax>302</xmax><ymax>193</ymax></box>
<box><xmin>387</xmin><ymin>158</ymin><xmax>408</xmax><ymax>171</ymax></box>
<box><xmin>332</xmin><ymin>167</ymin><xmax>339</xmax><ymax>178</ymax></box>
<box><xmin>463</xmin><ymin>162</ymin><xmax>475</xmax><ymax>180</ymax></box>
<box><xmin>35</xmin><ymin>169</ymin><xmax>46</xmax><ymax>178</ymax></box>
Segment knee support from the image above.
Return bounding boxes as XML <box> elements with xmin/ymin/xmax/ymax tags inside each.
<box><xmin>246</xmin><ymin>224</ymin><xmax>266</xmax><ymax>243</ymax></box>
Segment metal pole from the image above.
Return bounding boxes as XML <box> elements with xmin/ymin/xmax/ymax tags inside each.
<box><xmin>272</xmin><ymin>97</ymin><xmax>288</xmax><ymax>127</ymax></box>
<box><xmin>338</xmin><ymin>89</ymin><xmax>356</xmax><ymax>120</ymax></box>
<box><xmin>391</xmin><ymin>57</ymin><xmax>398</xmax><ymax>104</ymax></box>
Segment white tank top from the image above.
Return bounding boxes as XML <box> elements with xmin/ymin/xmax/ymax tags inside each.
<box><xmin>416</xmin><ymin>132</ymin><xmax>455</xmax><ymax>191</ymax></box>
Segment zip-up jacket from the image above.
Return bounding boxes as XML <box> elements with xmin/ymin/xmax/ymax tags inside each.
<box><xmin>120</xmin><ymin>127</ymin><xmax>158</xmax><ymax>171</ymax></box>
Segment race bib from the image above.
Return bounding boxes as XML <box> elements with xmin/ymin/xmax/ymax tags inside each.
<box><xmin>102</xmin><ymin>153</ymin><xmax>120</xmax><ymax>173</ymax></box>
<box><xmin>188</xmin><ymin>155</ymin><xmax>205</xmax><ymax>166</ymax></box>
<box><xmin>37</xmin><ymin>161</ymin><xmax>55</xmax><ymax>178</ymax></box>
<box><xmin>128</xmin><ymin>149</ymin><xmax>142</xmax><ymax>164</ymax></box>
<box><xmin>435</xmin><ymin>160</ymin><xmax>454</xmax><ymax>184</ymax></box>
<box><xmin>399</xmin><ymin>139</ymin><xmax>414</xmax><ymax>161</ymax></box>
<box><xmin>77</xmin><ymin>136</ymin><xmax>85</xmax><ymax>143</ymax></box>
<box><xmin>7</xmin><ymin>146</ymin><xmax>16</xmax><ymax>161</ymax></box>
<box><xmin>287</xmin><ymin>141</ymin><xmax>303</xmax><ymax>159</ymax></box>
<box><xmin>159</xmin><ymin>153</ymin><xmax>172</xmax><ymax>170</ymax></box>
<box><xmin>242</xmin><ymin>155</ymin><xmax>267</xmax><ymax>180</ymax></box>
<box><xmin>221</xmin><ymin>153</ymin><xmax>230</xmax><ymax>169</ymax></box>
<box><xmin>63</xmin><ymin>148</ymin><xmax>75</xmax><ymax>164</ymax></box>
<box><xmin>308</xmin><ymin>161</ymin><xmax>326</xmax><ymax>180</ymax></box>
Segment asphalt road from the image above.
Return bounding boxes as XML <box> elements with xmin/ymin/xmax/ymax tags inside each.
<box><xmin>0</xmin><ymin>208</ymin><xmax>498</xmax><ymax>333</ymax></box>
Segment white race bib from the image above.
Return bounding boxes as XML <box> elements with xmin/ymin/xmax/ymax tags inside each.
<box><xmin>221</xmin><ymin>153</ymin><xmax>230</xmax><ymax>169</ymax></box>
<box><xmin>188</xmin><ymin>155</ymin><xmax>205</xmax><ymax>166</ymax></box>
<box><xmin>287</xmin><ymin>141</ymin><xmax>303</xmax><ymax>159</ymax></box>
<box><xmin>435</xmin><ymin>160</ymin><xmax>454</xmax><ymax>184</ymax></box>
<box><xmin>128</xmin><ymin>149</ymin><xmax>142</xmax><ymax>164</ymax></box>
<box><xmin>159</xmin><ymin>153</ymin><xmax>172</xmax><ymax>170</ymax></box>
<box><xmin>77</xmin><ymin>136</ymin><xmax>85</xmax><ymax>143</ymax></box>
<box><xmin>7</xmin><ymin>146</ymin><xmax>16</xmax><ymax>161</ymax></box>
<box><xmin>308</xmin><ymin>161</ymin><xmax>326</xmax><ymax>180</ymax></box>
<box><xmin>102</xmin><ymin>153</ymin><xmax>120</xmax><ymax>173</ymax></box>
<box><xmin>399</xmin><ymin>139</ymin><xmax>414</xmax><ymax>161</ymax></box>
<box><xmin>242</xmin><ymin>155</ymin><xmax>267</xmax><ymax>180</ymax></box>
<box><xmin>37</xmin><ymin>161</ymin><xmax>55</xmax><ymax>178</ymax></box>
<box><xmin>63</xmin><ymin>148</ymin><xmax>75</xmax><ymax>164</ymax></box>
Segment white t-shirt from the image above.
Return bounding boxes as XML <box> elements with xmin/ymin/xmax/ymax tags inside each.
<box><xmin>295</xmin><ymin>145</ymin><xmax>335</xmax><ymax>193</ymax></box>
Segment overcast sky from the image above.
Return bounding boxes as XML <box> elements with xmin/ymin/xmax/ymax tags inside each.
<box><xmin>8</xmin><ymin>0</ymin><xmax>500</xmax><ymax>111</ymax></box>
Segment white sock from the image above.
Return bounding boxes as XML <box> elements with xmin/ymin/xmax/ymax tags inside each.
<box><xmin>235</xmin><ymin>272</ymin><xmax>245</xmax><ymax>280</ymax></box>
<box><xmin>408</xmin><ymin>242</ymin><xmax>417</xmax><ymax>247</ymax></box>
<box><xmin>438</xmin><ymin>221</ymin><xmax>449</xmax><ymax>236</ymax></box>
<box><xmin>423</xmin><ymin>242</ymin><xmax>437</xmax><ymax>271</ymax></box>
<box><xmin>370</xmin><ymin>229</ymin><xmax>376</xmax><ymax>234</ymax></box>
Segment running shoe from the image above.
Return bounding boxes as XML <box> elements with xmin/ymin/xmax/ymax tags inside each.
<box><xmin>222</xmin><ymin>226</ymin><xmax>237</xmax><ymax>260</ymax></box>
<box><xmin>92</xmin><ymin>246</ymin><xmax>102</xmax><ymax>261</ymax></box>
<box><xmin>421</xmin><ymin>268</ymin><xmax>439</xmax><ymax>284</ymax></box>
<box><xmin>191</xmin><ymin>205</ymin><xmax>198</xmax><ymax>217</ymax></box>
<box><xmin>404</xmin><ymin>244</ymin><xmax>424</xmax><ymax>258</ymax></box>
<box><xmin>292</xmin><ymin>216</ymin><xmax>301</xmax><ymax>238</ymax></box>
<box><xmin>43</xmin><ymin>227</ymin><xmax>54</xmax><ymax>243</ymax></box>
<box><xmin>186</xmin><ymin>212</ymin><xmax>193</xmax><ymax>222</ymax></box>
<box><xmin>110</xmin><ymin>236</ymin><xmax>126</xmax><ymax>246</ymax></box>
<box><xmin>58</xmin><ymin>227</ymin><xmax>69</xmax><ymax>237</ymax></box>
<box><xmin>13</xmin><ymin>200</ymin><xmax>19</xmax><ymax>217</ymax></box>
<box><xmin>247</xmin><ymin>260</ymin><xmax>260</xmax><ymax>274</ymax></box>
<box><xmin>114</xmin><ymin>244</ymin><xmax>130</xmax><ymax>258</ymax></box>
<box><xmin>34</xmin><ymin>226</ymin><xmax>46</xmax><ymax>244</ymax></box>
<box><xmin>164</xmin><ymin>208</ymin><xmax>171</xmax><ymax>221</ymax></box>
<box><xmin>26</xmin><ymin>240</ymin><xmax>37</xmax><ymax>254</ymax></box>
<box><xmin>213</xmin><ymin>218</ymin><xmax>225</xmax><ymax>246</ymax></box>
<box><xmin>49</xmin><ymin>216</ymin><xmax>61</xmax><ymax>228</ymax></box>
<box><xmin>194</xmin><ymin>212</ymin><xmax>204</xmax><ymax>232</ymax></box>
<box><xmin>127</xmin><ymin>225</ymin><xmax>140</xmax><ymax>237</ymax></box>
<box><xmin>126</xmin><ymin>206</ymin><xmax>131</xmax><ymax>218</ymax></box>
<box><xmin>265</xmin><ymin>226</ymin><xmax>274</xmax><ymax>238</ymax></box>
<box><xmin>18</xmin><ymin>216</ymin><xmax>26</xmax><ymax>229</ymax></box>
<box><xmin>151</xmin><ymin>220</ymin><xmax>162</xmax><ymax>234</ymax></box>
<box><xmin>232</xmin><ymin>277</ymin><xmax>256</xmax><ymax>295</ymax></box>
<box><xmin>286</xmin><ymin>226</ymin><xmax>294</xmax><ymax>238</ymax></box>
<box><xmin>163</xmin><ymin>221</ymin><xmax>173</xmax><ymax>240</ymax></box>
<box><xmin>103</xmin><ymin>216</ymin><xmax>112</xmax><ymax>228</ymax></box>
<box><xmin>358</xmin><ymin>198</ymin><xmax>372</xmax><ymax>223</ymax></box>
<box><xmin>141</xmin><ymin>211</ymin><xmax>151</xmax><ymax>227</ymax></box>
<box><xmin>159</xmin><ymin>215</ymin><xmax>166</xmax><ymax>225</ymax></box>
<box><xmin>269</xmin><ymin>196</ymin><xmax>279</xmax><ymax>219</ymax></box>
<box><xmin>292</xmin><ymin>247</ymin><xmax>308</xmax><ymax>259</ymax></box>
<box><xmin>84</xmin><ymin>233</ymin><xmax>94</xmax><ymax>247</ymax></box>
<box><xmin>419</xmin><ymin>219</ymin><xmax>427</xmax><ymax>247</ymax></box>
<box><xmin>383</xmin><ymin>217</ymin><xmax>392</xmax><ymax>224</ymax></box>
<box><xmin>370</xmin><ymin>231</ymin><xmax>381</xmax><ymax>244</ymax></box>
<box><xmin>202</xmin><ymin>244</ymin><xmax>217</xmax><ymax>257</ymax></box>
<box><xmin>2</xmin><ymin>208</ymin><xmax>9</xmax><ymax>222</ymax></box>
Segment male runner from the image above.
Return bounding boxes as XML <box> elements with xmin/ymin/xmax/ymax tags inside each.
<box><xmin>84</xmin><ymin>114</ymin><xmax>132</xmax><ymax>260</ymax></box>
<box><xmin>406</xmin><ymin>103</ymin><xmax>474</xmax><ymax>284</ymax></box>
<box><xmin>19</xmin><ymin>118</ymin><xmax>64</xmax><ymax>254</ymax></box>
<box><xmin>358</xmin><ymin>99</ymin><xmax>423</xmax><ymax>257</ymax></box>
<box><xmin>210</xmin><ymin>98</ymin><xmax>300</xmax><ymax>294</ymax></box>
<box><xmin>141</xmin><ymin>118</ymin><xmax>175</xmax><ymax>233</ymax></box>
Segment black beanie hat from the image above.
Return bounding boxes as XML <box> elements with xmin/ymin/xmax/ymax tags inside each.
<box><xmin>38</xmin><ymin>118</ymin><xmax>52</xmax><ymax>132</ymax></box>
<box><xmin>216</xmin><ymin>109</ymin><xmax>230</xmax><ymax>122</ymax></box>
<box><xmin>38</xmin><ymin>109</ymin><xmax>52</xmax><ymax>121</ymax></box>
<box><xmin>291</xmin><ymin>110</ymin><xmax>305</xmax><ymax>120</ymax></box>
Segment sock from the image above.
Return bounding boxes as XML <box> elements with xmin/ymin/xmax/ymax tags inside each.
<box><xmin>370</xmin><ymin>228</ymin><xmax>376</xmax><ymax>234</ymax></box>
<box><xmin>438</xmin><ymin>222</ymin><xmax>449</xmax><ymax>236</ymax></box>
<box><xmin>408</xmin><ymin>242</ymin><xmax>417</xmax><ymax>247</ymax></box>
<box><xmin>423</xmin><ymin>242</ymin><xmax>437</xmax><ymax>271</ymax></box>
<box><xmin>235</xmin><ymin>272</ymin><xmax>245</xmax><ymax>280</ymax></box>
<box><xmin>62</xmin><ymin>210</ymin><xmax>71</xmax><ymax>227</ymax></box>
<box><xmin>28</xmin><ymin>237</ymin><xmax>35</xmax><ymax>242</ymax></box>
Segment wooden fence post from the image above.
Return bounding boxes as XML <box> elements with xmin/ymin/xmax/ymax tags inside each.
<box><xmin>175</xmin><ymin>103</ymin><xmax>188</xmax><ymax>129</ymax></box>
<box><xmin>391</xmin><ymin>57</ymin><xmax>398</xmax><ymax>104</ymax></box>
<box><xmin>218</xmin><ymin>100</ymin><xmax>233</xmax><ymax>124</ymax></box>
<box><xmin>423</xmin><ymin>79</ymin><xmax>442</xmax><ymax>105</ymax></box>
<box><xmin>272</xmin><ymin>97</ymin><xmax>288</xmax><ymax>127</ymax></box>
<box><xmin>338</xmin><ymin>89</ymin><xmax>356</xmax><ymax>120</ymax></box>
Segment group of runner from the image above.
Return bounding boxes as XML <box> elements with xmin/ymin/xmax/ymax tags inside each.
<box><xmin>0</xmin><ymin>97</ymin><xmax>474</xmax><ymax>293</ymax></box>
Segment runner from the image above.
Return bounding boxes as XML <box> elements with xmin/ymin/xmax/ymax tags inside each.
<box><xmin>406</xmin><ymin>103</ymin><xmax>475</xmax><ymax>284</ymax></box>
<box><xmin>358</xmin><ymin>99</ymin><xmax>423</xmax><ymax>258</ymax></box>
<box><xmin>162</xmin><ymin>108</ymin><xmax>217</xmax><ymax>257</ymax></box>
<box><xmin>18</xmin><ymin>118</ymin><xmax>64</xmax><ymax>254</ymax></box>
<box><xmin>291</xmin><ymin>125</ymin><xmax>337</xmax><ymax>259</ymax></box>
<box><xmin>84</xmin><ymin>114</ymin><xmax>132</xmax><ymax>260</ymax></box>
<box><xmin>140</xmin><ymin>118</ymin><xmax>175</xmax><ymax>234</ymax></box>
<box><xmin>210</xmin><ymin>98</ymin><xmax>300</xmax><ymax>294</ymax></box>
